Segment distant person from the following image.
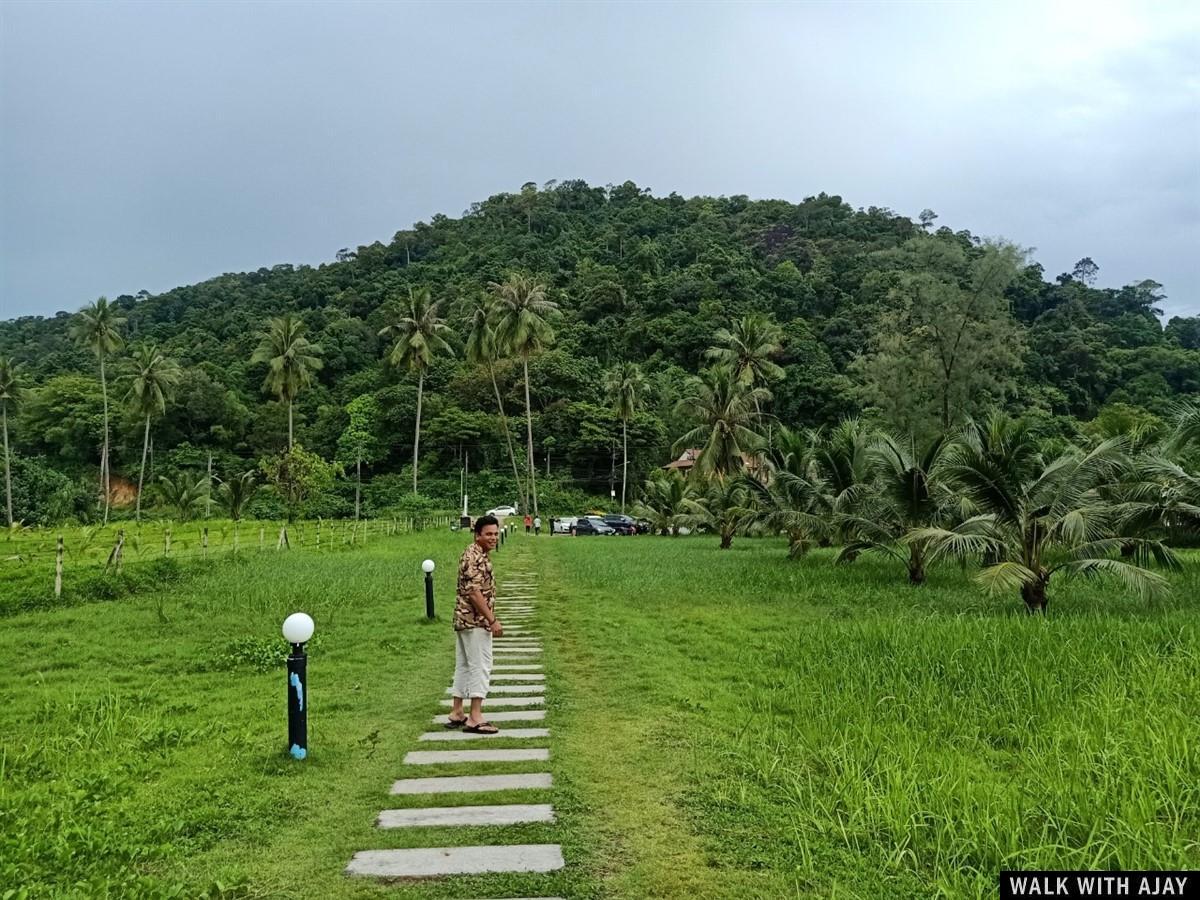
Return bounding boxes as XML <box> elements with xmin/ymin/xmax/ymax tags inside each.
<box><xmin>549</xmin><ymin>516</ymin><xmax>555</xmax><ymax>536</ymax></box>
<box><xmin>446</xmin><ymin>515</ymin><xmax>502</xmax><ymax>734</ymax></box>
<box><xmin>533</xmin><ymin>515</ymin><xmax>541</xmax><ymax>535</ymax></box>
<box><xmin>524</xmin><ymin>513</ymin><xmax>532</xmax><ymax>534</ymax></box>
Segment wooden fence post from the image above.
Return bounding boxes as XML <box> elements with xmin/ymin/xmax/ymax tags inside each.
<box><xmin>316</xmin><ymin>518</ymin><xmax>321</xmax><ymax>551</ymax></box>
<box><xmin>55</xmin><ymin>535</ymin><xmax>63</xmax><ymax>598</ymax></box>
<box><xmin>259</xmin><ymin>526</ymin><xmax>265</xmax><ymax>552</ymax></box>
<box><xmin>106</xmin><ymin>529</ymin><xmax>125</xmax><ymax>573</ymax></box>
<box><xmin>164</xmin><ymin>528</ymin><xmax>171</xmax><ymax>557</ymax></box>
<box><xmin>277</xmin><ymin>524</ymin><xmax>289</xmax><ymax>550</ymax></box>
<box><xmin>202</xmin><ymin>527</ymin><xmax>209</xmax><ymax>560</ymax></box>
<box><xmin>233</xmin><ymin>522</ymin><xmax>240</xmax><ymax>555</ymax></box>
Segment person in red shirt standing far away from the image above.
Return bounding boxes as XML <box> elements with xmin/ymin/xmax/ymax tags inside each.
<box><xmin>446</xmin><ymin>516</ymin><xmax>503</xmax><ymax>734</ymax></box>
<box><xmin>523</xmin><ymin>513</ymin><xmax>532</xmax><ymax>534</ymax></box>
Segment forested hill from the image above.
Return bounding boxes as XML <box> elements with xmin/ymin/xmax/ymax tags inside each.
<box><xmin>2</xmin><ymin>179</ymin><xmax>1198</xmax><ymax>521</ymax></box>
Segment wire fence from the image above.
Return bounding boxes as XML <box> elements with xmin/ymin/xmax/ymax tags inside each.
<box><xmin>1</xmin><ymin>515</ymin><xmax>459</xmax><ymax>598</ymax></box>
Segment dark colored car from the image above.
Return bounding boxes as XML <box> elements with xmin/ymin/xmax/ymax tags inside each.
<box><xmin>602</xmin><ymin>514</ymin><xmax>639</xmax><ymax>535</ymax></box>
<box><xmin>572</xmin><ymin>516</ymin><xmax>616</xmax><ymax>536</ymax></box>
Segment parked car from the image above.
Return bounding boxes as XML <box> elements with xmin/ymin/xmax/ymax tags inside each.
<box><xmin>485</xmin><ymin>505</ymin><xmax>518</xmax><ymax>518</ymax></box>
<box><xmin>601</xmin><ymin>514</ymin><xmax>639</xmax><ymax>535</ymax></box>
<box><xmin>573</xmin><ymin>516</ymin><xmax>616</xmax><ymax>536</ymax></box>
<box><xmin>551</xmin><ymin>516</ymin><xmax>577</xmax><ymax>534</ymax></box>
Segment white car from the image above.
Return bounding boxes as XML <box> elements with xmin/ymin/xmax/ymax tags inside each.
<box><xmin>485</xmin><ymin>505</ymin><xmax>519</xmax><ymax>518</ymax></box>
<box><xmin>552</xmin><ymin>516</ymin><xmax>577</xmax><ymax>534</ymax></box>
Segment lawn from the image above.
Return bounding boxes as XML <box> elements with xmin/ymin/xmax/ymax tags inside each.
<box><xmin>2</xmin><ymin>529</ymin><xmax>1197</xmax><ymax>898</ymax></box>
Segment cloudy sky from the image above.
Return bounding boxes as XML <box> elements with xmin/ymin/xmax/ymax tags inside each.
<box><xmin>2</xmin><ymin>0</ymin><xmax>1197</xmax><ymax>321</ymax></box>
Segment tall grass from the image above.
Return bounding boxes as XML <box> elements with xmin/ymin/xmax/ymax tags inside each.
<box><xmin>540</xmin><ymin>536</ymin><xmax>1200</xmax><ymax>898</ymax></box>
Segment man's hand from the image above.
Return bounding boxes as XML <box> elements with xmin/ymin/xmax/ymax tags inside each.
<box><xmin>489</xmin><ymin>619</ymin><xmax>504</xmax><ymax>637</ymax></box>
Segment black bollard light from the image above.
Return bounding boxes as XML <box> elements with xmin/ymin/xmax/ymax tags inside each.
<box><xmin>422</xmin><ymin>559</ymin><xmax>436</xmax><ymax>618</ymax></box>
<box><xmin>281</xmin><ymin>612</ymin><xmax>314</xmax><ymax>760</ymax></box>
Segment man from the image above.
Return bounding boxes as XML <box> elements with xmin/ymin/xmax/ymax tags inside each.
<box><xmin>533</xmin><ymin>514</ymin><xmax>541</xmax><ymax>536</ymax></box>
<box><xmin>523</xmin><ymin>513</ymin><xmax>532</xmax><ymax>534</ymax></box>
<box><xmin>447</xmin><ymin>515</ymin><xmax>502</xmax><ymax>734</ymax></box>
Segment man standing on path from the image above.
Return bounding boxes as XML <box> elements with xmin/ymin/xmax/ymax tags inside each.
<box><xmin>447</xmin><ymin>515</ymin><xmax>502</xmax><ymax>734</ymax></box>
<box><xmin>533</xmin><ymin>515</ymin><xmax>541</xmax><ymax>536</ymax></box>
<box><xmin>523</xmin><ymin>513</ymin><xmax>532</xmax><ymax>534</ymax></box>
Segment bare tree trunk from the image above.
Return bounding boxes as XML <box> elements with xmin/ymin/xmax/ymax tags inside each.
<box><xmin>100</xmin><ymin>354</ymin><xmax>110</xmax><ymax>524</ymax></box>
<box><xmin>3</xmin><ymin>406</ymin><xmax>12</xmax><ymax>526</ymax></box>
<box><xmin>523</xmin><ymin>357</ymin><xmax>538</xmax><ymax>517</ymax></box>
<box><xmin>413</xmin><ymin>369</ymin><xmax>424</xmax><ymax>494</ymax></box>
<box><xmin>355</xmin><ymin>455</ymin><xmax>361</xmax><ymax>520</ymax></box>
<box><xmin>490</xmin><ymin>364</ymin><xmax>525</xmax><ymax>510</ymax></box>
<box><xmin>621</xmin><ymin>418</ymin><xmax>629</xmax><ymax>513</ymax></box>
<box><xmin>288</xmin><ymin>401</ymin><xmax>294</xmax><ymax>450</ymax></box>
<box><xmin>136</xmin><ymin>414</ymin><xmax>150</xmax><ymax>522</ymax></box>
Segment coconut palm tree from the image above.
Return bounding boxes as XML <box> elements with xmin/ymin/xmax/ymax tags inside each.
<box><xmin>632</xmin><ymin>469</ymin><xmax>693</xmax><ymax>536</ymax></box>
<box><xmin>682</xmin><ymin>475</ymin><xmax>748</xmax><ymax>549</ymax></box>
<box><xmin>378</xmin><ymin>287</ymin><xmax>455</xmax><ymax>494</ymax></box>
<box><xmin>603</xmin><ymin>361</ymin><xmax>647</xmax><ymax>513</ymax></box>
<box><xmin>215</xmin><ymin>470</ymin><xmax>258</xmax><ymax>521</ymax></box>
<box><xmin>1164</xmin><ymin>398</ymin><xmax>1200</xmax><ymax>456</ymax></box>
<box><xmin>913</xmin><ymin>415</ymin><xmax>1177</xmax><ymax>613</ymax></box>
<box><xmin>155</xmin><ymin>474</ymin><xmax>208</xmax><ymax>521</ymax></box>
<box><xmin>465</xmin><ymin>294</ymin><xmax>525</xmax><ymax>509</ymax></box>
<box><xmin>705</xmin><ymin>313</ymin><xmax>784</xmax><ymax>415</ymax></box>
<box><xmin>68</xmin><ymin>297</ymin><xmax>126</xmax><ymax>523</ymax></box>
<box><xmin>674</xmin><ymin>366</ymin><xmax>768</xmax><ymax>481</ymax></box>
<box><xmin>250</xmin><ymin>314</ymin><xmax>323</xmax><ymax>450</ymax></box>
<box><xmin>489</xmin><ymin>274</ymin><xmax>559</xmax><ymax>517</ymax></box>
<box><xmin>836</xmin><ymin>432</ymin><xmax>953</xmax><ymax>584</ymax></box>
<box><xmin>0</xmin><ymin>357</ymin><xmax>23</xmax><ymax>527</ymax></box>
<box><xmin>739</xmin><ymin>426</ymin><xmax>832</xmax><ymax>558</ymax></box>
<box><xmin>120</xmin><ymin>344</ymin><xmax>181</xmax><ymax>522</ymax></box>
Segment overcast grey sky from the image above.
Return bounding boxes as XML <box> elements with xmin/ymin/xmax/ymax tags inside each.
<box><xmin>2</xmin><ymin>0</ymin><xmax>1198</xmax><ymax>321</ymax></box>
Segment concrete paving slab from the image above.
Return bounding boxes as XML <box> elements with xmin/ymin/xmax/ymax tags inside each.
<box><xmin>434</xmin><ymin>709</ymin><xmax>545</xmax><ymax>724</ymax></box>
<box><xmin>490</xmin><ymin>673</ymin><xmax>545</xmax><ymax>681</ymax></box>
<box><xmin>446</xmin><ymin>684</ymin><xmax>545</xmax><ymax>694</ymax></box>
<box><xmin>440</xmin><ymin>696</ymin><xmax>544</xmax><ymax>707</ymax></box>
<box><xmin>491</xmin><ymin>664</ymin><xmax>543</xmax><ymax>670</ymax></box>
<box><xmin>403</xmin><ymin>748</ymin><xmax>549</xmax><ymax>765</ymax></box>
<box><xmin>494</xmin><ymin>648</ymin><xmax>542</xmax><ymax>654</ymax></box>
<box><xmin>419</xmin><ymin>727</ymin><xmax>550</xmax><ymax>742</ymax></box>
<box><xmin>377</xmin><ymin>803</ymin><xmax>555</xmax><ymax>828</ymax></box>
<box><xmin>345</xmin><ymin>844</ymin><xmax>563</xmax><ymax>877</ymax></box>
<box><xmin>391</xmin><ymin>772</ymin><xmax>552</xmax><ymax>794</ymax></box>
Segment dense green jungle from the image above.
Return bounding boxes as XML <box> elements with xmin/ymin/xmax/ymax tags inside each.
<box><xmin>0</xmin><ymin>179</ymin><xmax>1197</xmax><ymax>525</ymax></box>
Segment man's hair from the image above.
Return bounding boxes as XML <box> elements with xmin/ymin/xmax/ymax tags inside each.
<box><xmin>474</xmin><ymin>515</ymin><xmax>499</xmax><ymax>535</ymax></box>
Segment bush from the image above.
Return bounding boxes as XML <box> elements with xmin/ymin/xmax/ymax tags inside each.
<box><xmin>9</xmin><ymin>455</ymin><xmax>93</xmax><ymax>525</ymax></box>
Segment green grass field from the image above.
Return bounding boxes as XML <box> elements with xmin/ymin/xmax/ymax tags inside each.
<box><xmin>2</xmin><ymin>530</ymin><xmax>1197</xmax><ymax>898</ymax></box>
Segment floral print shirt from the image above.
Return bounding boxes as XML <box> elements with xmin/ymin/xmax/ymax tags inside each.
<box><xmin>454</xmin><ymin>540</ymin><xmax>495</xmax><ymax>631</ymax></box>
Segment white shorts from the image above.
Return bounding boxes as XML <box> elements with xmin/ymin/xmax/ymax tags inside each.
<box><xmin>451</xmin><ymin>627</ymin><xmax>493</xmax><ymax>699</ymax></box>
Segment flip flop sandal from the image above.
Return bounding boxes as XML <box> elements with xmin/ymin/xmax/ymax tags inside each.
<box><xmin>462</xmin><ymin>722</ymin><xmax>499</xmax><ymax>735</ymax></box>
<box><xmin>444</xmin><ymin>715</ymin><xmax>468</xmax><ymax>729</ymax></box>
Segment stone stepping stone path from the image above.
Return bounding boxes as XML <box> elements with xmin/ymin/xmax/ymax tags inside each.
<box><xmin>378</xmin><ymin>803</ymin><xmax>555</xmax><ymax>828</ymax></box>
<box><xmin>347</xmin><ymin>570</ymin><xmax>566</xmax><ymax>886</ymax></box>
<box><xmin>446</xmin><ymin>684</ymin><xmax>546</xmax><ymax>694</ymax></box>
<box><xmin>391</xmin><ymin>772</ymin><xmax>553</xmax><ymax>794</ymax></box>
<box><xmin>418</xmin><ymin>727</ymin><xmax>550</xmax><ymax>742</ymax></box>
<box><xmin>439</xmin><ymin>696</ymin><xmax>544</xmax><ymax>708</ymax></box>
<box><xmin>346</xmin><ymin>844</ymin><xmax>564</xmax><ymax>877</ymax></box>
<box><xmin>403</xmin><ymin>747</ymin><xmax>550</xmax><ymax>765</ymax></box>
<box><xmin>433</xmin><ymin>709</ymin><xmax>545</xmax><ymax>724</ymax></box>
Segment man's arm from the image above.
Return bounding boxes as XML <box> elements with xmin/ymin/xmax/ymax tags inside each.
<box><xmin>468</xmin><ymin>586</ymin><xmax>502</xmax><ymax>635</ymax></box>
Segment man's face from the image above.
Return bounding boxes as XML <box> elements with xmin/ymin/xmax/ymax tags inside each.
<box><xmin>478</xmin><ymin>524</ymin><xmax>500</xmax><ymax>551</ymax></box>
